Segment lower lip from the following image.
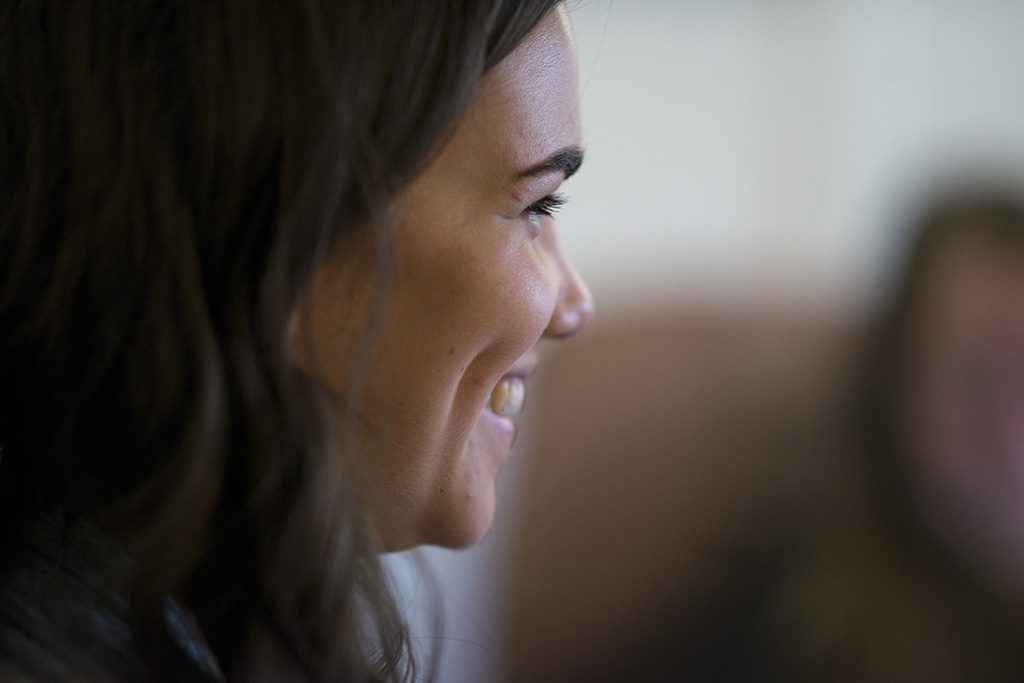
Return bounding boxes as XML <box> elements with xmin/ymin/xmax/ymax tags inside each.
<box><xmin>483</xmin><ymin>407</ymin><xmax>517</xmax><ymax>444</ymax></box>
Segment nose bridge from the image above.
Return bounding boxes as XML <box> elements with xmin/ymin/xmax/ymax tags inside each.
<box><xmin>541</xmin><ymin>222</ymin><xmax>594</xmax><ymax>339</ymax></box>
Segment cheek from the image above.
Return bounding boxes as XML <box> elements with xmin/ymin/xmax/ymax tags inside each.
<box><xmin>494</xmin><ymin>259</ymin><xmax>559</xmax><ymax>343</ymax></box>
<box><xmin>291</xmin><ymin>255</ymin><xmax>377</xmax><ymax>395</ymax></box>
<box><xmin>411</xmin><ymin>230</ymin><xmax>559</xmax><ymax>354</ymax></box>
<box><xmin>417</xmin><ymin>255</ymin><xmax>555</xmax><ymax>429</ymax></box>
<box><xmin>491</xmin><ymin>236</ymin><xmax>563</xmax><ymax>334</ymax></box>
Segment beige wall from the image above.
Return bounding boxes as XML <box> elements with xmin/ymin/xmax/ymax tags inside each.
<box><xmin>564</xmin><ymin>0</ymin><xmax>1024</xmax><ymax>314</ymax></box>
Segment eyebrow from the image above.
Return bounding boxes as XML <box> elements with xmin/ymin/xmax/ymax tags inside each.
<box><xmin>517</xmin><ymin>146</ymin><xmax>585</xmax><ymax>181</ymax></box>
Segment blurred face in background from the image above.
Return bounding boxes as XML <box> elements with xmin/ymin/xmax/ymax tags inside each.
<box><xmin>295</xmin><ymin>7</ymin><xmax>591</xmax><ymax>551</ymax></box>
<box><xmin>904</xmin><ymin>233</ymin><xmax>1024</xmax><ymax>597</ymax></box>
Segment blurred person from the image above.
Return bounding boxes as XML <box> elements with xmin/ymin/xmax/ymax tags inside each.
<box><xmin>0</xmin><ymin>2</ymin><xmax>591</xmax><ymax>681</ymax></box>
<box><xmin>743</xmin><ymin>192</ymin><xmax>1024</xmax><ymax>682</ymax></box>
<box><xmin>505</xmin><ymin>191</ymin><xmax>1024</xmax><ymax>681</ymax></box>
<box><xmin>863</xmin><ymin>192</ymin><xmax>1024</xmax><ymax>600</ymax></box>
<box><xmin>827</xmin><ymin>191</ymin><xmax>1024</xmax><ymax>673</ymax></box>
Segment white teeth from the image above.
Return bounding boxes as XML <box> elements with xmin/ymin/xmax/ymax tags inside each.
<box><xmin>489</xmin><ymin>376</ymin><xmax>526</xmax><ymax>417</ymax></box>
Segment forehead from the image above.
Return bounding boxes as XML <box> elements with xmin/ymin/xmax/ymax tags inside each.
<box><xmin>454</xmin><ymin>9</ymin><xmax>581</xmax><ymax>173</ymax></box>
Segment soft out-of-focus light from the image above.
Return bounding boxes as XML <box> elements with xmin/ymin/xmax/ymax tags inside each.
<box><xmin>563</xmin><ymin>0</ymin><xmax>1024</xmax><ymax>315</ymax></box>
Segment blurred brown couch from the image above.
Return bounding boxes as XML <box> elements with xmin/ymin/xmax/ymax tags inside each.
<box><xmin>502</xmin><ymin>303</ymin><xmax>861</xmax><ymax>682</ymax></box>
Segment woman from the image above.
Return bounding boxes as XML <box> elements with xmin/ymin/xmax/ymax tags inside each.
<box><xmin>0</xmin><ymin>1</ymin><xmax>591</xmax><ymax>680</ymax></box>
<box><xmin>852</xmin><ymin>192</ymin><xmax>1024</xmax><ymax>629</ymax></box>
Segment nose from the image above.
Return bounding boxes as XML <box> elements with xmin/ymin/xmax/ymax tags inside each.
<box><xmin>540</xmin><ymin>223</ymin><xmax>594</xmax><ymax>339</ymax></box>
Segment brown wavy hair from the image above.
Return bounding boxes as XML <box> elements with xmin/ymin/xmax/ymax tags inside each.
<box><xmin>0</xmin><ymin>1</ymin><xmax>561</xmax><ymax>680</ymax></box>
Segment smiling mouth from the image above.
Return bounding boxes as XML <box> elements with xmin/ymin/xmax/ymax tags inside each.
<box><xmin>488</xmin><ymin>376</ymin><xmax>526</xmax><ymax>417</ymax></box>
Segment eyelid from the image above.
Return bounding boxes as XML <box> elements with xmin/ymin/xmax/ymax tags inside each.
<box><xmin>525</xmin><ymin>192</ymin><xmax>569</xmax><ymax>218</ymax></box>
<box><xmin>521</xmin><ymin>192</ymin><xmax>568</xmax><ymax>240</ymax></box>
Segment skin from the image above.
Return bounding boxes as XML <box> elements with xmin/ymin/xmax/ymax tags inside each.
<box><xmin>905</xmin><ymin>235</ymin><xmax>1024</xmax><ymax>601</ymax></box>
<box><xmin>294</xmin><ymin>7</ymin><xmax>592</xmax><ymax>551</ymax></box>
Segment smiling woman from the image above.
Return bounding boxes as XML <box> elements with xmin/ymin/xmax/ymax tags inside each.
<box><xmin>0</xmin><ymin>2</ymin><xmax>588</xmax><ymax>681</ymax></box>
<box><xmin>294</xmin><ymin>10</ymin><xmax>591</xmax><ymax>551</ymax></box>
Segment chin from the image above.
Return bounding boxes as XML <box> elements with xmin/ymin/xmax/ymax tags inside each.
<box><xmin>422</xmin><ymin>492</ymin><xmax>498</xmax><ymax>549</ymax></box>
<box><xmin>417</xmin><ymin>416</ymin><xmax>511</xmax><ymax>548</ymax></box>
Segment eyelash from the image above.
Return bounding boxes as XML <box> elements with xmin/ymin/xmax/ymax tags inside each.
<box><xmin>526</xmin><ymin>192</ymin><xmax>568</xmax><ymax>218</ymax></box>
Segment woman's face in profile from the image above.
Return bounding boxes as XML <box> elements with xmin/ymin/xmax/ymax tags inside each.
<box><xmin>296</xmin><ymin>7</ymin><xmax>591</xmax><ymax>550</ymax></box>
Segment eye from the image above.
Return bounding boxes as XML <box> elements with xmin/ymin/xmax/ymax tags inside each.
<box><xmin>522</xmin><ymin>192</ymin><xmax>568</xmax><ymax>239</ymax></box>
<box><xmin>526</xmin><ymin>192</ymin><xmax>568</xmax><ymax>219</ymax></box>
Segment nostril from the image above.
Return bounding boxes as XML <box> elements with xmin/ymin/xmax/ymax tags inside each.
<box><xmin>577</xmin><ymin>295</ymin><xmax>595</xmax><ymax>329</ymax></box>
<box><xmin>545</xmin><ymin>285</ymin><xmax>594</xmax><ymax>339</ymax></box>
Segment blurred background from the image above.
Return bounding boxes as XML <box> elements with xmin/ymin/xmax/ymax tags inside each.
<box><xmin>386</xmin><ymin>1</ymin><xmax>1024</xmax><ymax>681</ymax></box>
